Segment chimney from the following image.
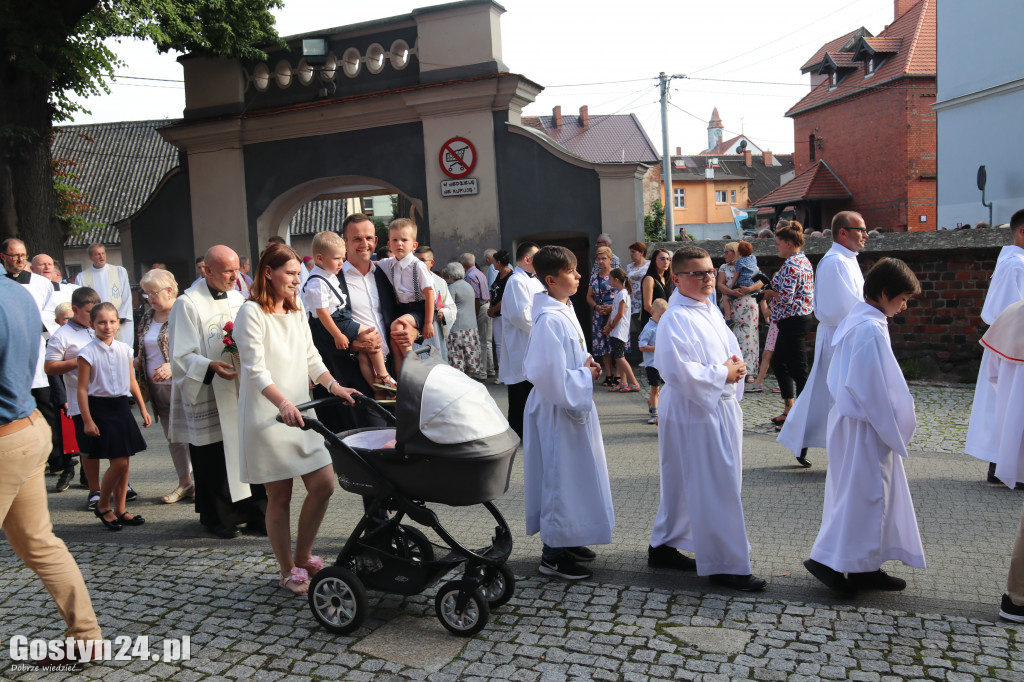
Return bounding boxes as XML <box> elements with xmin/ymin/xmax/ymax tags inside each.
<box><xmin>675</xmin><ymin>146</ymin><xmax>681</xmax><ymax>156</ymax></box>
<box><xmin>744</xmin><ymin>149</ymin><xmax>753</xmax><ymax>167</ymax></box>
<box><xmin>762</xmin><ymin>150</ymin><xmax>773</xmax><ymax>166</ymax></box>
<box><xmin>894</xmin><ymin>0</ymin><xmax>915</xmax><ymax>19</ymax></box>
<box><xmin>579</xmin><ymin>105</ymin><xmax>588</xmax><ymax>127</ymax></box>
<box><xmin>552</xmin><ymin>106</ymin><xmax>562</xmax><ymax>128</ymax></box>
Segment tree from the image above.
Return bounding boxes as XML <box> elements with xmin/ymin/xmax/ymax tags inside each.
<box><xmin>643</xmin><ymin>199</ymin><xmax>665</xmax><ymax>242</ymax></box>
<box><xmin>0</xmin><ymin>1</ymin><xmax>282</xmax><ymax>264</ymax></box>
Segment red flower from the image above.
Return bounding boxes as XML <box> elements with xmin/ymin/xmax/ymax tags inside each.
<box><xmin>223</xmin><ymin>321</ymin><xmax>234</xmax><ymax>333</ymax></box>
<box><xmin>223</xmin><ymin>337</ymin><xmax>232</xmax><ymax>346</ymax></box>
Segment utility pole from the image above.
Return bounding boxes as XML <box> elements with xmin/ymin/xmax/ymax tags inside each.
<box><xmin>659</xmin><ymin>72</ymin><xmax>685</xmax><ymax>241</ymax></box>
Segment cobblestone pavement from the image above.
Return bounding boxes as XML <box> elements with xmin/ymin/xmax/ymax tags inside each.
<box><xmin>3</xmin><ymin>378</ymin><xmax>1021</xmax><ymax>680</ymax></box>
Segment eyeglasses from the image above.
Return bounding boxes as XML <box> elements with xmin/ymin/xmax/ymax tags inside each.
<box><xmin>3</xmin><ymin>253</ymin><xmax>27</xmax><ymax>260</ymax></box>
<box><xmin>674</xmin><ymin>270</ymin><xmax>717</xmax><ymax>280</ymax></box>
<box><xmin>843</xmin><ymin>227</ymin><xmax>869</xmax><ymax>234</ymax></box>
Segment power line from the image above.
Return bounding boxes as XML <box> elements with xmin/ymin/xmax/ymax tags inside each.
<box><xmin>543</xmin><ymin>77</ymin><xmax>657</xmax><ymax>88</ymax></box>
<box><xmin>111</xmin><ymin>74</ymin><xmax>184</xmax><ymax>83</ymax></box>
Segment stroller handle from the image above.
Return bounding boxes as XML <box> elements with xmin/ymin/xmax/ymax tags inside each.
<box><xmin>275</xmin><ymin>394</ymin><xmax>395</xmax><ymax>431</ymax></box>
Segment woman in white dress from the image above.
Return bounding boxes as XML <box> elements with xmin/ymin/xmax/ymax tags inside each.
<box><xmin>235</xmin><ymin>243</ymin><xmax>359</xmax><ymax>595</ymax></box>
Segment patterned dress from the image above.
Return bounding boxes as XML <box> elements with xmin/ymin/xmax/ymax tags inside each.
<box><xmin>718</xmin><ymin>263</ymin><xmax>759</xmax><ymax>375</ymax></box>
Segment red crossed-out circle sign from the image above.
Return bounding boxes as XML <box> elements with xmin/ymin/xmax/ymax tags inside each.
<box><xmin>438</xmin><ymin>137</ymin><xmax>476</xmax><ymax>179</ymax></box>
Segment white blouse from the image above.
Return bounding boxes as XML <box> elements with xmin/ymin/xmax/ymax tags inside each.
<box><xmin>78</xmin><ymin>338</ymin><xmax>133</xmax><ymax>397</ymax></box>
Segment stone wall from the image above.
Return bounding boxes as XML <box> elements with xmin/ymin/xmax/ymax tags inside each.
<box><xmin>649</xmin><ymin>228</ymin><xmax>1013</xmax><ymax>377</ymax></box>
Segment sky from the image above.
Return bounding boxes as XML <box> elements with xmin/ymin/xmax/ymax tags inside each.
<box><xmin>69</xmin><ymin>0</ymin><xmax>901</xmax><ymax>155</ymax></box>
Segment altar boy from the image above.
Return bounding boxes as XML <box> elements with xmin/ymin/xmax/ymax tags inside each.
<box><xmin>522</xmin><ymin>246</ymin><xmax>614</xmax><ymax>580</ymax></box>
<box><xmin>647</xmin><ymin>246</ymin><xmax>766</xmax><ymax>591</ymax></box>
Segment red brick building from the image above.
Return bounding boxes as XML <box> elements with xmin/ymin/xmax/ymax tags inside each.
<box><xmin>755</xmin><ymin>0</ymin><xmax>936</xmax><ymax>232</ymax></box>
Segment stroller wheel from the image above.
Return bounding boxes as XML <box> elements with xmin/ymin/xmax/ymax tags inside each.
<box><xmin>435</xmin><ymin>579</ymin><xmax>490</xmax><ymax>637</ymax></box>
<box><xmin>394</xmin><ymin>525</ymin><xmax>435</xmax><ymax>563</ymax></box>
<box><xmin>480</xmin><ymin>564</ymin><xmax>516</xmax><ymax>608</ymax></box>
<box><xmin>308</xmin><ymin>566</ymin><xmax>368</xmax><ymax>634</ymax></box>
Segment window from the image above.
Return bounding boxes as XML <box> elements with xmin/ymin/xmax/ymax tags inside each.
<box><xmin>730</xmin><ymin>189</ymin><xmax>737</xmax><ymax>204</ymax></box>
<box><xmin>361</xmin><ymin>197</ymin><xmax>375</xmax><ymax>216</ymax></box>
<box><xmin>830</xmin><ymin>71</ymin><xmax>838</xmax><ymax>87</ymax></box>
<box><xmin>809</xmin><ymin>133</ymin><xmax>816</xmax><ymax>161</ymax></box>
<box><xmin>716</xmin><ymin>190</ymin><xmax>728</xmax><ymax>204</ymax></box>
<box><xmin>674</xmin><ymin>187</ymin><xmax>685</xmax><ymax>209</ymax></box>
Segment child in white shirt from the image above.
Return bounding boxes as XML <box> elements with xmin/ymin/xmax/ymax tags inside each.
<box><xmin>302</xmin><ymin>231</ymin><xmax>393</xmax><ymax>396</ymax></box>
<box><xmin>603</xmin><ymin>268</ymin><xmax>639</xmax><ymax>392</ymax></box>
<box><xmin>378</xmin><ymin>218</ymin><xmax>435</xmax><ymax>378</ymax></box>
<box><xmin>77</xmin><ymin>303</ymin><xmax>151</xmax><ymax>532</ymax></box>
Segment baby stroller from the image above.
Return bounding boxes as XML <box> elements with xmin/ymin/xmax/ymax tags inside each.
<box><xmin>286</xmin><ymin>346</ymin><xmax>519</xmax><ymax>636</ymax></box>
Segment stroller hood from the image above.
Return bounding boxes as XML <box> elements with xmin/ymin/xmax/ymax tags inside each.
<box><xmin>396</xmin><ymin>346</ymin><xmax>519</xmax><ymax>456</ymax></box>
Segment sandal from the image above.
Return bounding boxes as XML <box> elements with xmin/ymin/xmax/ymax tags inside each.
<box><xmin>745</xmin><ymin>383</ymin><xmax>764</xmax><ymax>393</ymax></box>
<box><xmin>296</xmin><ymin>555</ymin><xmax>324</xmax><ymax>573</ymax></box>
<box><xmin>618</xmin><ymin>384</ymin><xmax>640</xmax><ymax>393</ymax></box>
<box><xmin>161</xmin><ymin>484</ymin><xmax>195</xmax><ymax>504</ymax></box>
<box><xmin>279</xmin><ymin>567</ymin><xmax>310</xmax><ymax>595</ymax></box>
<box><xmin>601</xmin><ymin>377</ymin><xmax>613</xmax><ymax>387</ymax></box>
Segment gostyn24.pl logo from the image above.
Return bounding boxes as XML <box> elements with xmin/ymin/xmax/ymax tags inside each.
<box><xmin>7</xmin><ymin>635</ymin><xmax>191</xmax><ymax>664</ymax></box>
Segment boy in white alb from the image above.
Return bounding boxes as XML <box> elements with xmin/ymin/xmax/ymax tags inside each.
<box><xmin>45</xmin><ymin>287</ymin><xmax>101</xmax><ymax>508</ymax></box>
<box><xmin>523</xmin><ymin>245</ymin><xmax>614</xmax><ymax>580</ymax></box>
<box><xmin>378</xmin><ymin>218</ymin><xmax>435</xmax><ymax>379</ymax></box>
<box><xmin>302</xmin><ymin>231</ymin><xmax>393</xmax><ymax>397</ymax></box>
<box><xmin>603</xmin><ymin>268</ymin><xmax>639</xmax><ymax>392</ymax></box>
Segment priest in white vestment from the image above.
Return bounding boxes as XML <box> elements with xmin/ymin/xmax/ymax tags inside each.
<box><xmin>500</xmin><ymin>242</ymin><xmax>544</xmax><ymax>438</ymax></box>
<box><xmin>31</xmin><ymin>253</ymin><xmax>78</xmax><ymax>334</ymax></box>
<box><xmin>806</xmin><ymin>259</ymin><xmax>925</xmax><ymax>595</ymax></box>
<box><xmin>648</xmin><ymin>246</ymin><xmax>766</xmax><ymax>591</ymax></box>
<box><xmin>778</xmin><ymin>212</ymin><xmax>866</xmax><ymax>466</ymax></box>
<box><xmin>74</xmin><ymin>244</ymin><xmax>133</xmax><ymax>347</ymax></box>
<box><xmin>169</xmin><ymin>245</ymin><xmax>266</xmax><ymax>539</ymax></box>
<box><xmin>966</xmin><ymin>215</ymin><xmax>1024</xmax><ymax>476</ymax></box>
<box><xmin>523</xmin><ymin>246</ymin><xmax>614</xmax><ymax>580</ymax></box>
<box><xmin>980</xmin><ymin>300</ymin><xmax>1024</xmax><ymax>489</ymax></box>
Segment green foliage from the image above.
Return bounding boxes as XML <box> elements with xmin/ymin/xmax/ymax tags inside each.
<box><xmin>644</xmin><ymin>199</ymin><xmax>665</xmax><ymax>242</ymax></box>
<box><xmin>1</xmin><ymin>0</ymin><xmax>284</xmax><ymax>122</ymax></box>
<box><xmin>373</xmin><ymin>217</ymin><xmax>389</xmax><ymax>247</ymax></box>
<box><xmin>52</xmin><ymin>155</ymin><xmax>102</xmax><ymax>238</ymax></box>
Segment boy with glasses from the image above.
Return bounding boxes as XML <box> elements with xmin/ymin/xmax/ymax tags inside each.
<box><xmin>647</xmin><ymin>246</ymin><xmax>766</xmax><ymax>591</ymax></box>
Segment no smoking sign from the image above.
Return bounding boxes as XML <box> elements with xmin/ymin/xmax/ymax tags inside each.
<box><xmin>439</xmin><ymin>137</ymin><xmax>476</xmax><ymax>179</ymax></box>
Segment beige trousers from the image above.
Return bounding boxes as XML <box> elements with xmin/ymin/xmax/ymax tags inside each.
<box><xmin>0</xmin><ymin>412</ymin><xmax>102</xmax><ymax>642</ymax></box>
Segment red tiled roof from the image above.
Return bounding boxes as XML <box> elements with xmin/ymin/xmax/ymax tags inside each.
<box><xmin>862</xmin><ymin>37</ymin><xmax>903</xmax><ymax>53</ymax></box>
<box><xmin>753</xmin><ymin>160</ymin><xmax>851</xmax><ymax>207</ymax></box>
<box><xmin>519</xmin><ymin>113</ymin><xmax>660</xmax><ymax>163</ymax></box>
<box><xmin>787</xmin><ymin>0</ymin><xmax>935</xmax><ymax>117</ymax></box>
<box><xmin>821</xmin><ymin>52</ymin><xmax>858</xmax><ymax>72</ymax></box>
<box><xmin>800</xmin><ymin>27</ymin><xmax>871</xmax><ymax>73</ymax></box>
<box><xmin>702</xmin><ymin>134</ymin><xmax>745</xmax><ymax>156</ymax></box>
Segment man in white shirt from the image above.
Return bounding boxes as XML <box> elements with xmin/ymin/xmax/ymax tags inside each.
<box><xmin>500</xmin><ymin>241</ymin><xmax>544</xmax><ymax>438</ymax></box>
<box><xmin>2</xmin><ymin>238</ymin><xmax>62</xmax><ymax>480</ymax></box>
<box><xmin>74</xmin><ymin>244</ymin><xmax>133</xmax><ymax>347</ymax></box>
<box><xmin>777</xmin><ymin>211</ymin><xmax>867</xmax><ymax>467</ymax></box>
<box><xmin>967</xmin><ymin>209</ymin><xmax>1024</xmax><ymax>481</ymax></box>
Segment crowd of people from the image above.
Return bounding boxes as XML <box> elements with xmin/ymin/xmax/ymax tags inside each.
<box><xmin>3</xmin><ymin>207</ymin><xmax>1024</xmax><ymax>663</ymax></box>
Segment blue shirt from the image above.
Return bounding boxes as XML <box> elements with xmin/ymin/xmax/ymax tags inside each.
<box><xmin>638</xmin><ymin>319</ymin><xmax>658</xmax><ymax>368</ymax></box>
<box><xmin>0</xmin><ymin>276</ymin><xmax>41</xmax><ymax>423</ymax></box>
<box><xmin>734</xmin><ymin>254</ymin><xmax>757</xmax><ymax>288</ymax></box>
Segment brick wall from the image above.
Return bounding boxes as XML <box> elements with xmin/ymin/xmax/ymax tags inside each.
<box><xmin>650</xmin><ymin>228</ymin><xmax>1012</xmax><ymax>375</ymax></box>
<box><xmin>790</xmin><ymin>77</ymin><xmax>936</xmax><ymax>232</ymax></box>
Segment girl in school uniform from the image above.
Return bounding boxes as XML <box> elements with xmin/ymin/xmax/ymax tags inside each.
<box><xmin>77</xmin><ymin>303</ymin><xmax>151</xmax><ymax>531</ymax></box>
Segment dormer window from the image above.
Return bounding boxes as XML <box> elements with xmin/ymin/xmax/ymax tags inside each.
<box><xmin>867</xmin><ymin>57</ymin><xmax>875</xmax><ymax>74</ymax></box>
<box><xmin>830</xmin><ymin>71</ymin><xmax>838</xmax><ymax>88</ymax></box>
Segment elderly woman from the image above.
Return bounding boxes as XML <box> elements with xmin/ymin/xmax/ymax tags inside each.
<box><xmin>136</xmin><ymin>268</ymin><xmax>192</xmax><ymax>504</ymax></box>
<box><xmin>717</xmin><ymin>243</ymin><xmax>762</xmax><ymax>379</ymax></box>
<box><xmin>442</xmin><ymin>262</ymin><xmax>482</xmax><ymax>377</ymax></box>
<box><xmin>235</xmin><ymin>242</ymin><xmax>359</xmax><ymax>595</ymax></box>
<box><xmin>763</xmin><ymin>222</ymin><xmax>815</xmax><ymax>429</ymax></box>
<box><xmin>587</xmin><ymin>245</ymin><xmax>619</xmax><ymax>385</ymax></box>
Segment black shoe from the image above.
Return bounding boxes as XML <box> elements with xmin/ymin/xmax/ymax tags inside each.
<box><xmin>117</xmin><ymin>512</ymin><xmax>145</xmax><ymax>526</ymax></box>
<box><xmin>539</xmin><ymin>555</ymin><xmax>592</xmax><ymax>580</ymax></box>
<box><xmin>848</xmin><ymin>569</ymin><xmax>906</xmax><ymax>591</ymax></box>
<box><xmin>86</xmin><ymin>490</ymin><xmax>101</xmax><ymax>511</ymax></box>
<box><xmin>207</xmin><ymin>524</ymin><xmax>241</xmax><ymax>539</ymax></box>
<box><xmin>565</xmin><ymin>546</ymin><xmax>596</xmax><ymax>562</ymax></box>
<box><xmin>796</xmin><ymin>449</ymin><xmax>812</xmax><ymax>468</ymax></box>
<box><xmin>648</xmin><ymin>545</ymin><xmax>697</xmax><ymax>571</ymax></box>
<box><xmin>709</xmin><ymin>573</ymin><xmax>767</xmax><ymax>591</ymax></box>
<box><xmin>244</xmin><ymin>520</ymin><xmax>267</xmax><ymax>536</ymax></box>
<box><xmin>94</xmin><ymin>508</ymin><xmax>122</xmax><ymax>531</ymax></box>
<box><xmin>988</xmin><ymin>462</ymin><xmax>1000</xmax><ymax>484</ymax></box>
<box><xmin>999</xmin><ymin>594</ymin><xmax>1024</xmax><ymax>623</ymax></box>
<box><xmin>55</xmin><ymin>467</ymin><xmax>75</xmax><ymax>493</ymax></box>
<box><xmin>804</xmin><ymin>559</ymin><xmax>856</xmax><ymax>595</ymax></box>
<box><xmin>125</xmin><ymin>484</ymin><xmax>138</xmax><ymax>502</ymax></box>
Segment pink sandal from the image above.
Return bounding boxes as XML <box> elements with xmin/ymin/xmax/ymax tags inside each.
<box><xmin>296</xmin><ymin>555</ymin><xmax>324</xmax><ymax>573</ymax></box>
<box><xmin>620</xmin><ymin>383</ymin><xmax>640</xmax><ymax>393</ymax></box>
<box><xmin>279</xmin><ymin>567</ymin><xmax>310</xmax><ymax>595</ymax></box>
